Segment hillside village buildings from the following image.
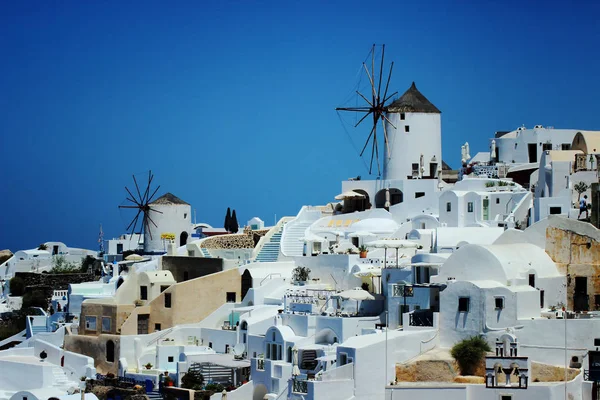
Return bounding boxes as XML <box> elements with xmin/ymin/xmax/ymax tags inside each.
<box><xmin>3</xmin><ymin>81</ymin><xmax>600</xmax><ymax>400</ymax></box>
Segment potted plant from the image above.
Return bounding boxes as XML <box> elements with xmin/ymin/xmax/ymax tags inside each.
<box><xmin>164</xmin><ymin>376</ymin><xmax>174</xmax><ymax>387</ymax></box>
<box><xmin>145</xmin><ymin>362</ymin><xmax>153</xmax><ymax>370</ymax></box>
<box><xmin>358</xmin><ymin>245</ymin><xmax>368</xmax><ymax>259</ymax></box>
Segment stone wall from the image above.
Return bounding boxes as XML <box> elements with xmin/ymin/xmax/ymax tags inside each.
<box><xmin>545</xmin><ymin>217</ymin><xmax>600</xmax><ymax>311</ymax></box>
<box><xmin>200</xmin><ymin>231</ymin><xmax>257</xmax><ymax>250</ymax></box>
<box><xmin>65</xmin><ymin>333</ymin><xmax>121</xmax><ymax>375</ymax></box>
<box><xmin>16</xmin><ymin>271</ymin><xmax>94</xmax><ymax>290</ymax></box>
<box><xmin>161</xmin><ymin>256</ymin><xmax>223</xmax><ymax>283</ymax></box>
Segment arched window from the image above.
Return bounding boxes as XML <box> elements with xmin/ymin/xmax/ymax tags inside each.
<box><xmin>106</xmin><ymin>340</ymin><xmax>115</xmax><ymax>363</ymax></box>
<box><xmin>375</xmin><ymin>188</ymin><xmax>403</xmax><ymax>208</ymax></box>
<box><xmin>241</xmin><ymin>321</ymin><xmax>248</xmax><ymax>330</ymax></box>
<box><xmin>287</xmin><ymin>346</ymin><xmax>292</xmax><ymax>363</ymax></box>
<box><xmin>180</xmin><ymin>231</ymin><xmax>189</xmax><ymax>247</ymax></box>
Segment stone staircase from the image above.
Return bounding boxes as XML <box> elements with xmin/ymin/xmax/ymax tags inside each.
<box><xmin>280</xmin><ymin>219</ymin><xmax>317</xmax><ymax>257</ymax></box>
<box><xmin>51</xmin><ymin>366</ymin><xmax>70</xmax><ymax>387</ymax></box>
<box><xmin>255</xmin><ymin>229</ymin><xmax>283</xmax><ymax>262</ymax></box>
<box><xmin>200</xmin><ymin>247</ymin><xmax>211</xmax><ymax>258</ymax></box>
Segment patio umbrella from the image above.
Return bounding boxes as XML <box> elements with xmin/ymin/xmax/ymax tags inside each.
<box><xmin>221</xmin><ymin>389</ymin><xmax>227</xmax><ymax>399</ymax></box>
<box><xmin>335</xmin><ymin>190</ymin><xmax>366</xmax><ymax>200</ymax></box>
<box><xmin>125</xmin><ymin>254</ymin><xmax>144</xmax><ymax>261</ymax></box>
<box><xmin>384</xmin><ymin>188</ymin><xmax>391</xmax><ymax>209</ymax></box>
<box><xmin>335</xmin><ymin>289</ymin><xmax>375</xmax><ymax>301</ymax></box>
<box><xmin>292</xmin><ymin>346</ymin><xmax>301</xmax><ymax>376</ymax></box>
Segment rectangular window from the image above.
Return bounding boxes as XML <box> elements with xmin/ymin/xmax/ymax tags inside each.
<box><xmin>168</xmin><ymin>356</ymin><xmax>174</xmax><ymax>362</ymax></box>
<box><xmin>496</xmin><ymin>198</ymin><xmax>500</xmax><ymax>204</ymax></box>
<box><xmin>446</xmin><ymin>202</ymin><xmax>452</xmax><ymax>212</ymax></box>
<box><xmin>549</xmin><ymin>206</ymin><xmax>562</xmax><ymax>215</ymax></box>
<box><xmin>540</xmin><ymin>290</ymin><xmax>545</xmax><ymax>309</ymax></box>
<box><xmin>339</xmin><ymin>352</ymin><xmax>348</xmax><ymax>366</ymax></box>
<box><xmin>467</xmin><ymin>202</ymin><xmax>474</xmax><ymax>213</ymax></box>
<box><xmin>85</xmin><ymin>316</ymin><xmax>97</xmax><ymax>331</ymax></box>
<box><xmin>500</xmin><ymin>395</ymin><xmax>512</xmax><ymax>400</ymax></box>
<box><xmin>495</xmin><ymin>297</ymin><xmax>504</xmax><ymax>309</ymax></box>
<box><xmin>412</xmin><ymin>163</ymin><xmax>419</xmax><ymax>172</ymax></box>
<box><xmin>542</xmin><ymin>143</ymin><xmax>552</xmax><ymax>151</ymax></box>
<box><xmin>400</xmin><ymin>113</ymin><xmax>405</xmax><ymax>120</ymax></box>
<box><xmin>458</xmin><ymin>297</ymin><xmax>470</xmax><ymax>312</ymax></box>
<box><xmin>140</xmin><ymin>286</ymin><xmax>148</xmax><ymax>300</ymax></box>
<box><xmin>562</xmin><ymin>143</ymin><xmax>571</xmax><ymax>150</ymax></box>
<box><xmin>164</xmin><ymin>293</ymin><xmax>172</xmax><ymax>308</ymax></box>
<box><xmin>415</xmin><ymin>192</ymin><xmax>425</xmax><ymax>198</ymax></box>
<box><xmin>155</xmin><ymin>323</ymin><xmax>161</xmax><ymax>331</ymax></box>
<box><xmin>529</xmin><ymin>274</ymin><xmax>535</xmax><ymax>288</ymax></box>
<box><xmin>226</xmin><ymin>292</ymin><xmax>236</xmax><ymax>302</ymax></box>
<box><xmin>160</xmin><ymin>285</ymin><xmax>170</xmax><ymax>293</ymax></box>
<box><xmin>405</xmin><ymin>125</ymin><xmax>410</xmax><ymax>132</ymax></box>
<box><xmin>101</xmin><ymin>317</ymin><xmax>111</xmax><ymax>333</ymax></box>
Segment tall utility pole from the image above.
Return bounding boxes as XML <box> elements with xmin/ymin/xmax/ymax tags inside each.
<box><xmin>385</xmin><ymin>310</ymin><xmax>389</xmax><ymax>386</ymax></box>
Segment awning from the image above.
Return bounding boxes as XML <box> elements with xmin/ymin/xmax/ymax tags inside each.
<box><xmin>366</xmin><ymin>239</ymin><xmax>421</xmax><ymax>249</ymax></box>
<box><xmin>335</xmin><ymin>190</ymin><xmax>366</xmax><ymax>200</ymax></box>
<box><xmin>334</xmin><ymin>289</ymin><xmax>375</xmax><ymax>301</ymax></box>
<box><xmin>351</xmin><ymin>264</ymin><xmax>382</xmax><ymax>277</ymax></box>
<box><xmin>348</xmin><ymin>231</ymin><xmax>376</xmax><ymax>238</ymax></box>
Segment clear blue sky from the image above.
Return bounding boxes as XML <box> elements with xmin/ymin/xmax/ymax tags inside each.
<box><xmin>1</xmin><ymin>0</ymin><xmax>599</xmax><ymax>252</ymax></box>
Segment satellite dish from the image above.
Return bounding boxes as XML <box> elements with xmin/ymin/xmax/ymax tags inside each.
<box><xmin>232</xmin><ymin>343</ymin><xmax>245</xmax><ymax>357</ymax></box>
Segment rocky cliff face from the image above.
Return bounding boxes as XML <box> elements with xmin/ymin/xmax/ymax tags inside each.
<box><xmin>0</xmin><ymin>249</ymin><xmax>12</xmax><ymax>265</ymax></box>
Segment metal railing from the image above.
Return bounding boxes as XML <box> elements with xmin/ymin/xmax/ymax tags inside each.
<box><xmin>292</xmin><ymin>379</ymin><xmax>308</xmax><ymax>394</ymax></box>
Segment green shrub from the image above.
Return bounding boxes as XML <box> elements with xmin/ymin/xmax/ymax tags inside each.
<box><xmin>181</xmin><ymin>370</ymin><xmax>204</xmax><ymax>390</ymax></box>
<box><xmin>9</xmin><ymin>276</ymin><xmax>25</xmax><ymax>296</ymax></box>
<box><xmin>22</xmin><ymin>291</ymin><xmax>48</xmax><ymax>309</ymax></box>
<box><xmin>204</xmin><ymin>383</ymin><xmax>224</xmax><ymax>392</ymax></box>
<box><xmin>450</xmin><ymin>336</ymin><xmax>491</xmax><ymax>376</ymax></box>
<box><xmin>49</xmin><ymin>255</ymin><xmax>79</xmax><ymax>274</ymax></box>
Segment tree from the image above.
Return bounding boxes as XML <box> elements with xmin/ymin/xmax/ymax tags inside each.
<box><xmin>9</xmin><ymin>276</ymin><xmax>25</xmax><ymax>296</ymax></box>
<box><xmin>37</xmin><ymin>243</ymin><xmax>48</xmax><ymax>251</ymax></box>
<box><xmin>451</xmin><ymin>336</ymin><xmax>491</xmax><ymax>376</ymax></box>
<box><xmin>181</xmin><ymin>370</ymin><xmax>204</xmax><ymax>390</ymax></box>
<box><xmin>574</xmin><ymin>181</ymin><xmax>589</xmax><ymax>202</ymax></box>
<box><xmin>22</xmin><ymin>290</ymin><xmax>48</xmax><ymax>309</ymax></box>
<box><xmin>224</xmin><ymin>207</ymin><xmax>232</xmax><ymax>232</ymax></box>
<box><xmin>231</xmin><ymin>210</ymin><xmax>239</xmax><ymax>233</ymax></box>
<box><xmin>292</xmin><ymin>266</ymin><xmax>311</xmax><ymax>282</ymax></box>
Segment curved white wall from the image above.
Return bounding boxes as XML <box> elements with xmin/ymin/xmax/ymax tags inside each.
<box><xmin>383</xmin><ymin>112</ymin><xmax>442</xmax><ymax>181</ymax></box>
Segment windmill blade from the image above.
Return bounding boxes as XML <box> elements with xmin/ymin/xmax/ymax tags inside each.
<box><xmin>124</xmin><ymin>187</ymin><xmax>140</xmax><ymax>206</ymax></box>
<box><xmin>382</xmin><ymin>118</ymin><xmax>392</xmax><ymax>159</ymax></box>
<box><xmin>382</xmin><ymin>113</ymin><xmax>397</xmax><ymax>130</ymax></box>
<box><xmin>360</xmin><ymin>124</ymin><xmax>376</xmax><ymax>157</ymax></box>
<box><xmin>374</xmin><ymin>132</ymin><xmax>381</xmax><ymax>176</ymax></box>
<box><xmin>383</xmin><ymin>91</ymin><xmax>398</xmax><ymax>105</ymax></box>
<box><xmin>128</xmin><ymin>209</ymin><xmax>141</xmax><ymax>234</ymax></box>
<box><xmin>369</xmin><ymin>135</ymin><xmax>376</xmax><ymax>175</ymax></box>
<box><xmin>119</xmin><ymin>205</ymin><xmax>140</xmax><ymax>209</ymax></box>
<box><xmin>147</xmin><ymin>185</ymin><xmax>161</xmax><ymax>204</ymax></box>
<box><xmin>142</xmin><ymin>172</ymin><xmax>154</xmax><ymax>204</ymax></box>
<box><xmin>132</xmin><ymin>175</ymin><xmax>143</xmax><ymax>204</ymax></box>
<box><xmin>377</xmin><ymin>44</ymin><xmax>385</xmax><ymax>100</ymax></box>
<box><xmin>354</xmin><ymin>111</ymin><xmax>373</xmax><ymax>128</ymax></box>
<box><xmin>335</xmin><ymin>107</ymin><xmax>371</xmax><ymax>112</ymax></box>
<box><xmin>382</xmin><ymin>61</ymin><xmax>394</xmax><ymax>104</ymax></box>
<box><xmin>363</xmin><ymin>63</ymin><xmax>376</xmax><ymax>99</ymax></box>
<box><xmin>126</xmin><ymin>197</ymin><xmax>138</xmax><ymax>205</ymax></box>
<box><xmin>149</xmin><ymin>207</ymin><xmax>164</xmax><ymax>214</ymax></box>
<box><xmin>356</xmin><ymin>91</ymin><xmax>373</xmax><ymax>107</ymax></box>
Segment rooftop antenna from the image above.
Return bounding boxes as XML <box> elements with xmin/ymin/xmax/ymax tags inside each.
<box><xmin>98</xmin><ymin>224</ymin><xmax>104</xmax><ymax>254</ymax></box>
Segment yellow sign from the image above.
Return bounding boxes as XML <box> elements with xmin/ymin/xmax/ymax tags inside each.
<box><xmin>161</xmin><ymin>233</ymin><xmax>176</xmax><ymax>241</ymax></box>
